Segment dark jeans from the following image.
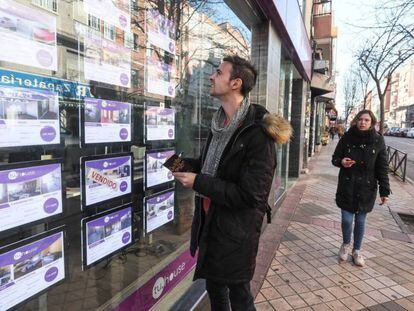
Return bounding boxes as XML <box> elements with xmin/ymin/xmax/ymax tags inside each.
<box><xmin>341</xmin><ymin>209</ymin><xmax>367</xmax><ymax>250</ymax></box>
<box><xmin>205</xmin><ymin>279</ymin><xmax>256</xmax><ymax>311</ymax></box>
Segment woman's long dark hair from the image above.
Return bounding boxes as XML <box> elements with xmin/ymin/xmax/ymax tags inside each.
<box><xmin>350</xmin><ymin>110</ymin><xmax>377</xmax><ymax>129</ymax></box>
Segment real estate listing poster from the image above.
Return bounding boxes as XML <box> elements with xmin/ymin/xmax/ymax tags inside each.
<box><xmin>0</xmin><ymin>86</ymin><xmax>60</xmax><ymax>147</ymax></box>
<box><xmin>0</xmin><ymin>0</ymin><xmax>57</xmax><ymax>70</ymax></box>
<box><xmin>83</xmin><ymin>154</ymin><xmax>132</xmax><ymax>207</ymax></box>
<box><xmin>84</xmin><ymin>31</ymin><xmax>131</xmax><ymax>88</ymax></box>
<box><xmin>84</xmin><ymin>0</ymin><xmax>130</xmax><ymax>31</ymax></box>
<box><xmin>0</xmin><ymin>162</ymin><xmax>63</xmax><ymax>232</ymax></box>
<box><xmin>146</xmin><ymin>9</ymin><xmax>176</xmax><ymax>54</ymax></box>
<box><xmin>83</xmin><ymin>98</ymin><xmax>131</xmax><ymax>145</ymax></box>
<box><xmin>145</xmin><ymin>106</ymin><xmax>175</xmax><ymax>141</ymax></box>
<box><xmin>146</xmin><ymin>55</ymin><xmax>175</xmax><ymax>97</ymax></box>
<box><xmin>145</xmin><ymin>150</ymin><xmax>174</xmax><ymax>189</ymax></box>
<box><xmin>83</xmin><ymin>206</ymin><xmax>132</xmax><ymax>267</ymax></box>
<box><xmin>145</xmin><ymin>190</ymin><xmax>174</xmax><ymax>233</ymax></box>
<box><xmin>0</xmin><ymin>231</ymin><xmax>65</xmax><ymax>310</ymax></box>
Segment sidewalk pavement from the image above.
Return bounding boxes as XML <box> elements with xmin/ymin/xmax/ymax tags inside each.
<box><xmin>253</xmin><ymin>140</ymin><xmax>414</xmax><ymax>311</ymax></box>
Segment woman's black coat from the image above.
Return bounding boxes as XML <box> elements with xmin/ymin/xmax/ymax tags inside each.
<box><xmin>332</xmin><ymin>128</ymin><xmax>391</xmax><ymax>214</ymax></box>
<box><xmin>186</xmin><ymin>104</ymin><xmax>282</xmax><ymax>284</ymax></box>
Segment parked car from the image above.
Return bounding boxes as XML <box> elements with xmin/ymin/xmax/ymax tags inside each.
<box><xmin>406</xmin><ymin>127</ymin><xmax>414</xmax><ymax>138</ymax></box>
<box><xmin>388</xmin><ymin>127</ymin><xmax>401</xmax><ymax>136</ymax></box>
<box><xmin>399</xmin><ymin>128</ymin><xmax>410</xmax><ymax>137</ymax></box>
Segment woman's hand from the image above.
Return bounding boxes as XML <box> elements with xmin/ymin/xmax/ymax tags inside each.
<box><xmin>379</xmin><ymin>197</ymin><xmax>389</xmax><ymax>205</ymax></box>
<box><xmin>173</xmin><ymin>172</ymin><xmax>197</xmax><ymax>188</ymax></box>
<box><xmin>341</xmin><ymin>157</ymin><xmax>356</xmax><ymax>168</ymax></box>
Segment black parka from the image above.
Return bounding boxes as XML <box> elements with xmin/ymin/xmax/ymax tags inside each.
<box><xmin>187</xmin><ymin>104</ymin><xmax>290</xmax><ymax>284</ymax></box>
<box><xmin>332</xmin><ymin>127</ymin><xmax>391</xmax><ymax>214</ymax></box>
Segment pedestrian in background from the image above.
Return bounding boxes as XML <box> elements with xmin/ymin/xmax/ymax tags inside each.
<box><xmin>173</xmin><ymin>55</ymin><xmax>292</xmax><ymax>310</ymax></box>
<box><xmin>332</xmin><ymin>109</ymin><xmax>390</xmax><ymax>266</ymax></box>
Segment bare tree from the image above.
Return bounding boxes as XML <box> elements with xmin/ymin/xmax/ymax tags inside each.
<box><xmin>356</xmin><ymin>2</ymin><xmax>414</xmax><ymax>132</ymax></box>
<box><xmin>354</xmin><ymin>66</ymin><xmax>371</xmax><ymax>109</ymax></box>
<box><xmin>342</xmin><ymin>69</ymin><xmax>359</xmax><ymax>127</ymax></box>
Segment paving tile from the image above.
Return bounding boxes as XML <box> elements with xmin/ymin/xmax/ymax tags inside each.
<box><xmin>256</xmin><ymin>301</ymin><xmax>276</xmax><ymax>311</ymax></box>
<box><xmin>267</xmin><ymin>275</ymin><xmax>287</xmax><ymax>287</ymax></box>
<box><xmin>326</xmin><ymin>286</ymin><xmax>350</xmax><ymax>299</ymax></box>
<box><xmin>312</xmin><ymin>289</ymin><xmax>336</xmax><ymax>302</ymax></box>
<box><xmin>315</xmin><ymin>276</ymin><xmax>337</xmax><ymax>288</ymax></box>
<box><xmin>289</xmin><ymin>282</ymin><xmax>310</xmax><ymax>294</ymax></box>
<box><xmin>262</xmin><ymin>279</ymin><xmax>272</xmax><ymax>289</ymax></box>
<box><xmin>303</xmin><ymin>278</ymin><xmax>324</xmax><ymax>291</ymax></box>
<box><xmin>284</xmin><ymin>294</ymin><xmax>308</xmax><ymax>309</ymax></box>
<box><xmin>324</xmin><ymin>299</ymin><xmax>351</xmax><ymax>310</ymax></box>
<box><xmin>365</xmin><ymin>278</ymin><xmax>387</xmax><ymax>290</ymax></box>
<box><xmin>353</xmin><ymin>280</ymin><xmax>375</xmax><ymax>293</ymax></box>
<box><xmin>339</xmin><ymin>296</ymin><xmax>364</xmax><ymax>311</ymax></box>
<box><xmin>377</xmin><ymin>276</ymin><xmax>398</xmax><ymax>287</ymax></box>
<box><xmin>299</xmin><ymin>292</ymin><xmax>323</xmax><ymax>306</ymax></box>
<box><xmin>341</xmin><ymin>283</ymin><xmax>363</xmax><ymax>296</ymax></box>
<box><xmin>366</xmin><ymin>290</ymin><xmax>392</xmax><ymax>304</ymax></box>
<box><xmin>255</xmin><ymin>292</ymin><xmax>266</xmax><ymax>303</ymax></box>
<box><xmin>353</xmin><ymin>293</ymin><xmax>378</xmax><ymax>307</ymax></box>
<box><xmin>394</xmin><ymin>297</ymin><xmax>414</xmax><ymax>310</ymax></box>
<box><xmin>381</xmin><ymin>300</ymin><xmax>407</xmax><ymax>311</ymax></box>
<box><xmin>379</xmin><ymin>287</ymin><xmax>404</xmax><ymax>300</ymax></box>
<box><xmin>268</xmin><ymin>297</ymin><xmax>293</xmax><ymax>311</ymax></box>
<box><xmin>390</xmin><ymin>285</ymin><xmax>414</xmax><ymax>297</ymax></box>
<box><xmin>261</xmin><ymin>287</ymin><xmax>282</xmax><ymax>300</ymax></box>
<box><xmin>309</xmin><ymin>302</ymin><xmax>331</xmax><ymax>310</ymax></box>
<box><xmin>275</xmin><ymin>285</ymin><xmax>296</xmax><ymax>297</ymax></box>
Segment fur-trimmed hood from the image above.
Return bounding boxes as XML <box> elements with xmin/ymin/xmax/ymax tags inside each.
<box><xmin>250</xmin><ymin>104</ymin><xmax>293</xmax><ymax>144</ymax></box>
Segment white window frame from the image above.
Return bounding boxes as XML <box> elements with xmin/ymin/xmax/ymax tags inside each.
<box><xmin>88</xmin><ymin>15</ymin><xmax>101</xmax><ymax>31</ymax></box>
<box><xmin>103</xmin><ymin>23</ymin><xmax>116</xmax><ymax>41</ymax></box>
<box><xmin>32</xmin><ymin>0</ymin><xmax>58</xmax><ymax>13</ymax></box>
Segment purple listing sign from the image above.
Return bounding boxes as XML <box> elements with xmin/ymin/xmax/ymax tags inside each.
<box><xmin>119</xmin><ymin>128</ymin><xmax>128</xmax><ymax>140</ymax></box>
<box><xmin>167</xmin><ymin>211</ymin><xmax>173</xmax><ymax>220</ymax></box>
<box><xmin>36</xmin><ymin>50</ymin><xmax>54</xmax><ymax>68</ymax></box>
<box><xmin>119</xmin><ymin>181</ymin><xmax>128</xmax><ymax>192</ymax></box>
<box><xmin>44</xmin><ymin>267</ymin><xmax>59</xmax><ymax>282</ymax></box>
<box><xmin>43</xmin><ymin>198</ymin><xmax>59</xmax><ymax>214</ymax></box>
<box><xmin>114</xmin><ymin>249</ymin><xmax>197</xmax><ymax>311</ymax></box>
<box><xmin>122</xmin><ymin>232</ymin><xmax>131</xmax><ymax>244</ymax></box>
<box><xmin>119</xmin><ymin>15</ymin><xmax>127</xmax><ymax>28</ymax></box>
<box><xmin>120</xmin><ymin>73</ymin><xmax>129</xmax><ymax>86</ymax></box>
<box><xmin>40</xmin><ymin>126</ymin><xmax>57</xmax><ymax>142</ymax></box>
<box><xmin>168</xmin><ymin>129</ymin><xmax>174</xmax><ymax>138</ymax></box>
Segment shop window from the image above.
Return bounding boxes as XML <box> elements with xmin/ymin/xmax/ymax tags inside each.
<box><xmin>32</xmin><ymin>0</ymin><xmax>57</xmax><ymax>13</ymax></box>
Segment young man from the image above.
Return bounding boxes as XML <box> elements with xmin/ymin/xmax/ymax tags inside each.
<box><xmin>174</xmin><ymin>55</ymin><xmax>292</xmax><ymax>310</ymax></box>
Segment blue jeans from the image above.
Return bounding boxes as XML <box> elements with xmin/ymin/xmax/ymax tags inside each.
<box><xmin>341</xmin><ymin>209</ymin><xmax>367</xmax><ymax>250</ymax></box>
<box><xmin>206</xmin><ymin>279</ymin><xmax>256</xmax><ymax>311</ymax></box>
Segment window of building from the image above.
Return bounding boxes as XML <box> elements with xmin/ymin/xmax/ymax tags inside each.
<box><xmin>32</xmin><ymin>0</ymin><xmax>57</xmax><ymax>13</ymax></box>
<box><xmin>103</xmin><ymin>23</ymin><xmax>116</xmax><ymax>41</ymax></box>
<box><xmin>124</xmin><ymin>32</ymin><xmax>139</xmax><ymax>51</ymax></box>
<box><xmin>88</xmin><ymin>15</ymin><xmax>101</xmax><ymax>31</ymax></box>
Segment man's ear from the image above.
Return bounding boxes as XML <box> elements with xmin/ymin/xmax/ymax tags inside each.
<box><xmin>231</xmin><ymin>78</ymin><xmax>243</xmax><ymax>91</ymax></box>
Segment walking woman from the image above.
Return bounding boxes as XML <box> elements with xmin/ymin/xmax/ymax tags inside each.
<box><xmin>332</xmin><ymin>110</ymin><xmax>391</xmax><ymax>266</ymax></box>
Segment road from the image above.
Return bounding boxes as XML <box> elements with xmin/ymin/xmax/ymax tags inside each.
<box><xmin>384</xmin><ymin>136</ymin><xmax>414</xmax><ymax>182</ymax></box>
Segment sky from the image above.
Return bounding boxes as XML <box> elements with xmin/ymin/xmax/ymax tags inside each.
<box><xmin>332</xmin><ymin>0</ymin><xmax>379</xmax><ymax>116</ymax></box>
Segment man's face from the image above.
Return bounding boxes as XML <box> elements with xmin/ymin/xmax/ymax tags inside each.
<box><xmin>209</xmin><ymin>61</ymin><xmax>238</xmax><ymax>98</ymax></box>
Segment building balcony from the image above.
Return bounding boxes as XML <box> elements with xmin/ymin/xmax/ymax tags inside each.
<box><xmin>314</xmin><ymin>59</ymin><xmax>329</xmax><ymax>74</ymax></box>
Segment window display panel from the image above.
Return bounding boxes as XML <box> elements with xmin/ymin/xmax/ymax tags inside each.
<box><xmin>84</xmin><ymin>0</ymin><xmax>130</xmax><ymax>31</ymax></box>
<box><xmin>82</xmin><ymin>205</ymin><xmax>132</xmax><ymax>269</ymax></box>
<box><xmin>81</xmin><ymin>98</ymin><xmax>132</xmax><ymax>145</ymax></box>
<box><xmin>145</xmin><ymin>149</ymin><xmax>174</xmax><ymax>189</ymax></box>
<box><xmin>146</xmin><ymin>9</ymin><xmax>176</xmax><ymax>54</ymax></box>
<box><xmin>0</xmin><ymin>86</ymin><xmax>59</xmax><ymax>147</ymax></box>
<box><xmin>145</xmin><ymin>106</ymin><xmax>175</xmax><ymax>141</ymax></box>
<box><xmin>0</xmin><ymin>160</ymin><xmax>63</xmax><ymax>233</ymax></box>
<box><xmin>144</xmin><ymin>189</ymin><xmax>174</xmax><ymax>233</ymax></box>
<box><xmin>81</xmin><ymin>153</ymin><xmax>133</xmax><ymax>209</ymax></box>
<box><xmin>0</xmin><ymin>229</ymin><xmax>65</xmax><ymax>310</ymax></box>
<box><xmin>146</xmin><ymin>55</ymin><xmax>176</xmax><ymax>97</ymax></box>
<box><xmin>84</xmin><ymin>30</ymin><xmax>131</xmax><ymax>88</ymax></box>
<box><xmin>0</xmin><ymin>0</ymin><xmax>57</xmax><ymax>70</ymax></box>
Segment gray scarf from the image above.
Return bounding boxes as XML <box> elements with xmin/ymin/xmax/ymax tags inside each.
<box><xmin>201</xmin><ymin>98</ymin><xmax>250</xmax><ymax>177</ymax></box>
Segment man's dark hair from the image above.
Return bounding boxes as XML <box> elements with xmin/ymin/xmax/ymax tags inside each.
<box><xmin>223</xmin><ymin>55</ymin><xmax>257</xmax><ymax>97</ymax></box>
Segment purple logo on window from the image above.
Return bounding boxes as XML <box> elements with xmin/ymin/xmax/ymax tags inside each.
<box><xmin>167</xmin><ymin>211</ymin><xmax>173</xmax><ymax>220</ymax></box>
<box><xmin>168</xmin><ymin>42</ymin><xmax>175</xmax><ymax>53</ymax></box>
<box><xmin>40</xmin><ymin>126</ymin><xmax>57</xmax><ymax>142</ymax></box>
<box><xmin>168</xmin><ymin>129</ymin><xmax>174</xmax><ymax>138</ymax></box>
<box><xmin>119</xmin><ymin>128</ymin><xmax>129</xmax><ymax>140</ymax></box>
<box><xmin>43</xmin><ymin>198</ymin><xmax>59</xmax><ymax>214</ymax></box>
<box><xmin>120</xmin><ymin>73</ymin><xmax>129</xmax><ymax>86</ymax></box>
<box><xmin>119</xmin><ymin>181</ymin><xmax>128</xmax><ymax>192</ymax></box>
<box><xmin>36</xmin><ymin>50</ymin><xmax>53</xmax><ymax>67</ymax></box>
<box><xmin>44</xmin><ymin>267</ymin><xmax>59</xmax><ymax>282</ymax></box>
<box><xmin>167</xmin><ymin>171</ymin><xmax>173</xmax><ymax>179</ymax></box>
<box><xmin>119</xmin><ymin>15</ymin><xmax>127</xmax><ymax>28</ymax></box>
<box><xmin>168</xmin><ymin>86</ymin><xmax>174</xmax><ymax>95</ymax></box>
<box><xmin>122</xmin><ymin>232</ymin><xmax>131</xmax><ymax>244</ymax></box>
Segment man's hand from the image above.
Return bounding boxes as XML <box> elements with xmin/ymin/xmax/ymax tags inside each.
<box><xmin>379</xmin><ymin>197</ymin><xmax>389</xmax><ymax>205</ymax></box>
<box><xmin>341</xmin><ymin>157</ymin><xmax>356</xmax><ymax>168</ymax></box>
<box><xmin>173</xmin><ymin>172</ymin><xmax>197</xmax><ymax>189</ymax></box>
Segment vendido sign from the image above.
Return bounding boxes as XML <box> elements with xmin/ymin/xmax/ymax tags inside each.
<box><xmin>0</xmin><ymin>69</ymin><xmax>91</xmax><ymax>100</ymax></box>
